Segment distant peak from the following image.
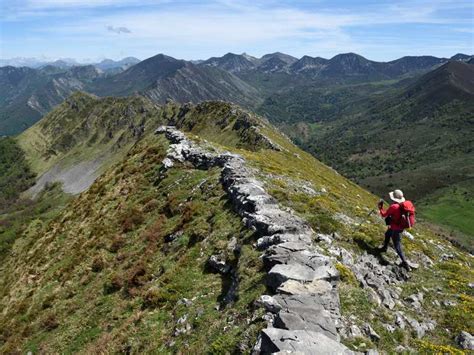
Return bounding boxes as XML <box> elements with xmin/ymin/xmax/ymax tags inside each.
<box><xmin>298</xmin><ymin>55</ymin><xmax>328</xmax><ymax>62</ymax></box>
<box><xmin>332</xmin><ymin>52</ymin><xmax>365</xmax><ymax>59</ymax></box>
<box><xmin>260</xmin><ymin>52</ymin><xmax>298</xmax><ymax>66</ymax></box>
<box><xmin>222</xmin><ymin>52</ymin><xmax>242</xmax><ymax>58</ymax></box>
<box><xmin>144</xmin><ymin>53</ymin><xmax>180</xmax><ymax>63</ymax></box>
<box><xmin>262</xmin><ymin>52</ymin><xmax>296</xmax><ymax>58</ymax></box>
<box><xmin>263</xmin><ymin>51</ymin><xmax>289</xmax><ymax>56</ymax></box>
<box><xmin>450</xmin><ymin>53</ymin><xmax>473</xmax><ymax>61</ymax></box>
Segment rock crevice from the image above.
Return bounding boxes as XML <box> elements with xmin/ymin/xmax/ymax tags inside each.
<box><xmin>156</xmin><ymin>126</ymin><xmax>352</xmax><ymax>354</ymax></box>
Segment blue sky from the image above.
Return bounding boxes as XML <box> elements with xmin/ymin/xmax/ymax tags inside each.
<box><xmin>1</xmin><ymin>0</ymin><xmax>473</xmax><ymax>62</ymax></box>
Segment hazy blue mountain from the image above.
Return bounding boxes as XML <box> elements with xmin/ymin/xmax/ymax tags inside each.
<box><xmin>90</xmin><ymin>53</ymin><xmax>261</xmax><ymax>107</ymax></box>
<box><xmin>0</xmin><ymin>65</ymin><xmax>101</xmax><ymax>135</ymax></box>
<box><xmin>94</xmin><ymin>57</ymin><xmax>141</xmax><ymax>70</ymax></box>
<box><xmin>202</xmin><ymin>52</ymin><xmax>257</xmax><ymax>73</ymax></box>
<box><xmin>450</xmin><ymin>53</ymin><xmax>472</xmax><ymax>61</ymax></box>
<box><xmin>289</xmin><ymin>55</ymin><xmax>328</xmax><ymax>74</ymax></box>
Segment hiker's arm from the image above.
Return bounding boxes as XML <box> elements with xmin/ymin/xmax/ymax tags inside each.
<box><xmin>379</xmin><ymin>205</ymin><xmax>395</xmax><ymax>217</ymax></box>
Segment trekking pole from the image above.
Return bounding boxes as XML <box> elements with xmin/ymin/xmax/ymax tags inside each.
<box><xmin>352</xmin><ymin>208</ymin><xmax>377</xmax><ymax>234</ymax></box>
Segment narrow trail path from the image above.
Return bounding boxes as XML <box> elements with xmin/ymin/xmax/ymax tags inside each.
<box><xmin>156</xmin><ymin>126</ymin><xmax>353</xmax><ymax>354</ymax></box>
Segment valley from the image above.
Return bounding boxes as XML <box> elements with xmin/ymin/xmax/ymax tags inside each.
<box><xmin>259</xmin><ymin>60</ymin><xmax>474</xmax><ymax>247</ymax></box>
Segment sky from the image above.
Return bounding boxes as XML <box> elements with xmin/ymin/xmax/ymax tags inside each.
<box><xmin>0</xmin><ymin>0</ymin><xmax>473</xmax><ymax>62</ymax></box>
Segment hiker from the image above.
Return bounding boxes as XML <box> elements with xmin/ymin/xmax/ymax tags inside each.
<box><xmin>378</xmin><ymin>189</ymin><xmax>415</xmax><ymax>270</ymax></box>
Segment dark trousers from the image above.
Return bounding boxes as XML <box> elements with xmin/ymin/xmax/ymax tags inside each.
<box><xmin>383</xmin><ymin>229</ymin><xmax>407</xmax><ymax>263</ymax></box>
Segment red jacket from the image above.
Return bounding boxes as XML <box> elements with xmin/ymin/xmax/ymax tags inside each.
<box><xmin>379</xmin><ymin>203</ymin><xmax>403</xmax><ymax>231</ymax></box>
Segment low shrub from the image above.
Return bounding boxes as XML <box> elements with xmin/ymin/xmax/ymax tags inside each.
<box><xmin>142</xmin><ymin>287</ymin><xmax>178</xmax><ymax>308</ymax></box>
<box><xmin>335</xmin><ymin>262</ymin><xmax>357</xmax><ymax>285</ymax></box>
<box><xmin>103</xmin><ymin>274</ymin><xmax>124</xmax><ymax>294</ymax></box>
<box><xmin>91</xmin><ymin>256</ymin><xmax>105</xmax><ymax>272</ymax></box>
<box><xmin>143</xmin><ymin>198</ymin><xmax>159</xmax><ymax>213</ymax></box>
<box><xmin>109</xmin><ymin>234</ymin><xmax>126</xmax><ymax>253</ymax></box>
<box><xmin>120</xmin><ymin>207</ymin><xmax>144</xmax><ymax>232</ymax></box>
<box><xmin>141</xmin><ymin>215</ymin><xmax>167</xmax><ymax>245</ymax></box>
<box><xmin>41</xmin><ymin>313</ymin><xmax>59</xmax><ymax>331</ymax></box>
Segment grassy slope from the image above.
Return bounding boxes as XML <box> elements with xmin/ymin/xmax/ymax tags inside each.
<box><xmin>16</xmin><ymin>94</ymin><xmax>270</xmax><ymax>180</ymax></box>
<box><xmin>0</xmin><ymin>99</ymin><xmax>472</xmax><ymax>353</ymax></box>
<box><xmin>308</xmin><ymin>98</ymin><xmax>474</xmax><ymax>241</ymax></box>
<box><xmin>232</xmin><ymin>125</ymin><xmax>473</xmax><ymax>353</ymax></box>
<box><xmin>0</xmin><ymin>98</ymin><xmax>292</xmax><ymax>353</ymax></box>
<box><xmin>257</xmin><ymin>80</ymin><xmax>401</xmax><ymax>124</ymax></box>
<box><xmin>418</xmin><ymin>181</ymin><xmax>474</xmax><ymax>249</ymax></box>
<box><xmin>0</xmin><ymin>137</ymin><xmax>69</xmax><ymax>261</ymax></box>
<box><xmin>0</xmin><ymin>137</ymin><xmax>36</xmax><ymax>206</ymax></box>
<box><xmin>0</xmin><ymin>134</ymin><xmax>265</xmax><ymax>353</ymax></box>
<box><xmin>0</xmin><ymin>183</ymin><xmax>71</xmax><ymax>261</ymax></box>
<box><xmin>259</xmin><ymin>67</ymin><xmax>474</xmax><ymax>240</ymax></box>
<box><xmin>181</xmin><ymin>105</ymin><xmax>473</xmax><ymax>352</ymax></box>
<box><xmin>17</xmin><ymin>92</ymin><xmax>162</xmax><ymax>176</ymax></box>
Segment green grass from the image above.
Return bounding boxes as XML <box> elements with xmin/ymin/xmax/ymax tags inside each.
<box><xmin>0</xmin><ymin>183</ymin><xmax>71</xmax><ymax>260</ymax></box>
<box><xmin>0</xmin><ymin>136</ymin><xmax>69</xmax><ymax>260</ymax></box>
<box><xmin>17</xmin><ymin>92</ymin><xmax>164</xmax><ymax>176</ymax></box>
<box><xmin>0</xmin><ymin>137</ymin><xmax>36</xmax><ymax>207</ymax></box>
<box><xmin>1</xmin><ymin>99</ymin><xmax>473</xmax><ymax>353</ymax></box>
<box><xmin>0</xmin><ymin>134</ymin><xmax>265</xmax><ymax>353</ymax></box>
<box><xmin>420</xmin><ymin>183</ymin><xmax>474</xmax><ymax>236</ymax></box>
<box><xmin>259</xmin><ymin>72</ymin><xmax>474</xmax><ymax>245</ymax></box>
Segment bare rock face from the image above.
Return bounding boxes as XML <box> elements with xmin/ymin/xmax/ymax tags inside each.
<box><xmin>267</xmin><ymin>263</ymin><xmax>339</xmax><ymax>291</ymax></box>
<box><xmin>258</xmin><ymin>328</ymin><xmax>354</xmax><ymax>354</ymax></box>
<box><xmin>207</xmin><ymin>255</ymin><xmax>231</xmax><ymax>274</ymax></box>
<box><xmin>456</xmin><ymin>331</ymin><xmax>474</xmax><ymax>350</ymax></box>
<box><xmin>277</xmin><ymin>279</ymin><xmax>332</xmax><ymax>296</ymax></box>
<box><xmin>351</xmin><ymin>252</ymin><xmax>407</xmax><ymax>311</ymax></box>
<box><xmin>156</xmin><ymin>126</ymin><xmax>351</xmax><ymax>354</ymax></box>
<box><xmin>256</xmin><ymin>295</ymin><xmax>282</xmax><ymax>313</ymax></box>
<box><xmin>274</xmin><ymin>308</ymin><xmax>339</xmax><ymax>340</ymax></box>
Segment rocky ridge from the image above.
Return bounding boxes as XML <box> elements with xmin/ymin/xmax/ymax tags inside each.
<box><xmin>155</xmin><ymin>125</ymin><xmax>352</xmax><ymax>354</ymax></box>
<box><xmin>334</xmin><ymin>249</ymin><xmax>438</xmax><ymax>344</ymax></box>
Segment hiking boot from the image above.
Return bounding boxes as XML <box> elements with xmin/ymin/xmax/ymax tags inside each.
<box><xmin>406</xmin><ymin>261</ymin><xmax>419</xmax><ymax>269</ymax></box>
<box><xmin>400</xmin><ymin>261</ymin><xmax>411</xmax><ymax>271</ymax></box>
<box><xmin>377</xmin><ymin>246</ymin><xmax>388</xmax><ymax>253</ymax></box>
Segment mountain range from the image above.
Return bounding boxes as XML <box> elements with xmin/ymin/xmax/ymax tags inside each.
<box><xmin>0</xmin><ymin>54</ymin><xmax>260</xmax><ymax>135</ymax></box>
<box><xmin>201</xmin><ymin>52</ymin><xmax>471</xmax><ymax>81</ymax></box>
<box><xmin>0</xmin><ymin>50</ymin><xmax>473</xmax><ymax>242</ymax></box>
<box><xmin>0</xmin><ymin>57</ymin><xmax>141</xmax><ymax>70</ymax></box>
<box><xmin>1</xmin><ymin>51</ymin><xmax>472</xmax><ymax>136</ymax></box>
<box><xmin>0</xmin><ymin>65</ymin><xmax>102</xmax><ymax>135</ymax></box>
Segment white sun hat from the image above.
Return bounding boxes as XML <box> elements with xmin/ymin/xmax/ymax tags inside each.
<box><xmin>389</xmin><ymin>189</ymin><xmax>405</xmax><ymax>203</ymax></box>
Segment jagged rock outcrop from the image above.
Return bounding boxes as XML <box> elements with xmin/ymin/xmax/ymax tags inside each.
<box><xmin>207</xmin><ymin>255</ymin><xmax>231</xmax><ymax>274</ymax></box>
<box><xmin>456</xmin><ymin>331</ymin><xmax>474</xmax><ymax>350</ymax></box>
<box><xmin>351</xmin><ymin>252</ymin><xmax>407</xmax><ymax>309</ymax></box>
<box><xmin>337</xmin><ymin>250</ymin><xmax>437</xmax><ymax>341</ymax></box>
<box><xmin>156</xmin><ymin>126</ymin><xmax>351</xmax><ymax>354</ymax></box>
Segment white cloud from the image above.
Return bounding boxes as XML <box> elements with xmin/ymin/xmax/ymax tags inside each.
<box><xmin>106</xmin><ymin>25</ymin><xmax>131</xmax><ymax>34</ymax></box>
<box><xmin>2</xmin><ymin>0</ymin><xmax>472</xmax><ymax>60</ymax></box>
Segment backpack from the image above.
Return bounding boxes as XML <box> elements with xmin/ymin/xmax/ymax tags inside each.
<box><xmin>399</xmin><ymin>200</ymin><xmax>416</xmax><ymax>229</ymax></box>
